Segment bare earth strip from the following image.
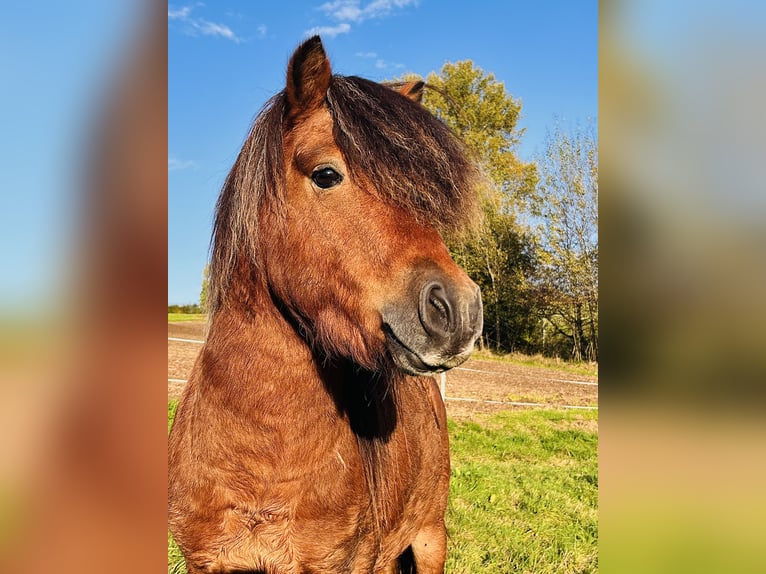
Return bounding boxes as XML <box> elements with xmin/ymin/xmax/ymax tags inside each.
<box><xmin>168</xmin><ymin>322</ymin><xmax>598</xmax><ymax>420</ymax></box>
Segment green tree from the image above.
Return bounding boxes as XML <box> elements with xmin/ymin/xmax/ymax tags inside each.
<box><xmin>531</xmin><ymin>120</ymin><xmax>598</xmax><ymax>361</ymax></box>
<box><xmin>450</xmin><ymin>203</ymin><xmax>537</xmax><ymax>352</ymax></box>
<box><xmin>410</xmin><ymin>62</ymin><xmax>538</xmax><ymax>351</ymax></box>
<box><xmin>422</xmin><ymin>61</ymin><xmax>537</xmax><ymax>204</ymax></box>
<box><xmin>199</xmin><ymin>262</ymin><xmax>210</xmax><ymax>313</ymax></box>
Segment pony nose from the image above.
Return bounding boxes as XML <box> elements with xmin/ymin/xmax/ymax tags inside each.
<box><xmin>418</xmin><ymin>279</ymin><xmax>482</xmax><ymax>350</ymax></box>
<box><xmin>382</xmin><ymin>271</ymin><xmax>482</xmax><ymax>375</ymax></box>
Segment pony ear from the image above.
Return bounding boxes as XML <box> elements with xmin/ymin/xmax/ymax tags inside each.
<box><xmin>286</xmin><ymin>36</ymin><xmax>332</xmax><ymax>117</ymax></box>
<box><xmin>398</xmin><ymin>80</ymin><xmax>425</xmax><ymax>103</ymax></box>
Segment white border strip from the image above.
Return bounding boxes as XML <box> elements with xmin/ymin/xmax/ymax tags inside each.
<box><xmin>168</xmin><ymin>337</ymin><xmax>205</xmax><ymax>344</ymax></box>
<box><xmin>547</xmin><ymin>378</ymin><xmax>598</xmax><ymax>386</ymax></box>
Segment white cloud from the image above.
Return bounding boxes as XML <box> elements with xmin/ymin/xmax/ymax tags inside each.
<box><xmin>375</xmin><ymin>58</ymin><xmax>405</xmax><ymax>70</ymax></box>
<box><xmin>193</xmin><ymin>19</ymin><xmax>238</xmax><ymax>41</ymax></box>
<box><xmin>306</xmin><ymin>23</ymin><xmax>351</xmax><ymax>39</ymax></box>
<box><xmin>355</xmin><ymin>51</ymin><xmax>378</xmax><ymax>58</ymax></box>
<box><xmin>310</xmin><ymin>0</ymin><xmax>418</xmax><ymax>37</ymax></box>
<box><xmin>168</xmin><ymin>6</ymin><xmax>191</xmax><ymax>20</ymax></box>
<box><xmin>168</xmin><ymin>156</ymin><xmax>195</xmax><ymax>172</ymax></box>
<box><xmin>319</xmin><ymin>0</ymin><xmax>418</xmax><ymax>23</ymax></box>
<box><xmin>329</xmin><ymin>2</ymin><xmax>363</xmax><ymax>21</ymax></box>
<box><xmin>168</xmin><ymin>4</ymin><xmax>242</xmax><ymax>43</ymax></box>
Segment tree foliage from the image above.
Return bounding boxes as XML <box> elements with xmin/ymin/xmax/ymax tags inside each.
<box><xmin>199</xmin><ymin>262</ymin><xmax>210</xmax><ymax>313</ymax></box>
<box><xmin>531</xmin><ymin>121</ymin><xmax>598</xmax><ymax>361</ymax></box>
<box><xmin>168</xmin><ymin>303</ymin><xmax>203</xmax><ymax>314</ymax></box>
<box><xmin>416</xmin><ymin>62</ymin><xmax>539</xmax><ymax>352</ymax></box>
<box><xmin>422</xmin><ymin>61</ymin><xmax>537</xmax><ymax>203</ymax></box>
<box><xmin>401</xmin><ymin>63</ymin><xmax>598</xmax><ymax>362</ymax></box>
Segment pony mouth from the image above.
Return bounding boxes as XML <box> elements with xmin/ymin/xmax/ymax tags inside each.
<box><xmin>382</xmin><ymin>324</ymin><xmax>471</xmax><ymax>376</ymax></box>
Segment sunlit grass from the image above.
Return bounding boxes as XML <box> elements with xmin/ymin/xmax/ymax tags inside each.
<box><xmin>167</xmin><ymin>313</ymin><xmax>207</xmax><ymax>322</ymax></box>
<box><xmin>471</xmin><ymin>349</ymin><xmax>598</xmax><ymax>377</ymax></box>
<box><xmin>446</xmin><ymin>409</ymin><xmax>598</xmax><ymax>573</ymax></box>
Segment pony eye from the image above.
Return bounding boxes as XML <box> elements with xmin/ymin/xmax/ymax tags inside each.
<box><xmin>311</xmin><ymin>167</ymin><xmax>343</xmax><ymax>189</ymax></box>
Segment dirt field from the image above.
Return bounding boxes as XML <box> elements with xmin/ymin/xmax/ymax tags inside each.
<box><xmin>168</xmin><ymin>321</ymin><xmax>597</xmax><ymax>421</ymax></box>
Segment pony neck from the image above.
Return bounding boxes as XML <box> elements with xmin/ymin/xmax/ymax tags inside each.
<box><xmin>204</xmin><ymin>290</ymin><xmax>405</xmax><ymax>532</ymax></box>
<box><xmin>205</xmin><ymin>293</ymin><xmax>400</xmax><ymax>443</ymax></box>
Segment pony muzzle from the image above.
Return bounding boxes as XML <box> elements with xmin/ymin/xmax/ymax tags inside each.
<box><xmin>382</xmin><ymin>275</ymin><xmax>483</xmax><ymax>376</ymax></box>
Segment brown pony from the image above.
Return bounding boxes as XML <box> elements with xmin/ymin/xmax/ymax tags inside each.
<box><xmin>168</xmin><ymin>36</ymin><xmax>483</xmax><ymax>574</ymax></box>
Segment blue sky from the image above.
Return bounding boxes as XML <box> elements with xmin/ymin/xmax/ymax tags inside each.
<box><xmin>170</xmin><ymin>0</ymin><xmax>597</xmax><ymax>304</ymax></box>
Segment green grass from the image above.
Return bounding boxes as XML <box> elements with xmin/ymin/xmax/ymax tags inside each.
<box><xmin>471</xmin><ymin>349</ymin><xmax>598</xmax><ymax>377</ymax></box>
<box><xmin>168</xmin><ymin>313</ymin><xmax>207</xmax><ymax>322</ymax></box>
<box><xmin>168</xmin><ymin>401</ymin><xmax>178</xmax><ymax>433</ymax></box>
<box><xmin>446</xmin><ymin>410</ymin><xmax>598</xmax><ymax>573</ymax></box>
<box><xmin>168</xmin><ymin>401</ymin><xmax>184</xmax><ymax>572</ymax></box>
<box><xmin>167</xmin><ymin>402</ymin><xmax>597</xmax><ymax>573</ymax></box>
<box><xmin>168</xmin><ymin>532</ymin><xmax>186</xmax><ymax>574</ymax></box>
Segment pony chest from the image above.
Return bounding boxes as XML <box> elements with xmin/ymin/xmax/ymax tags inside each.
<box><xmin>214</xmin><ymin>481</ymin><xmax>375</xmax><ymax>573</ymax></box>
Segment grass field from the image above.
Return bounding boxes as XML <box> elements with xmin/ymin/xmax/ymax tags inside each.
<box><xmin>471</xmin><ymin>349</ymin><xmax>598</xmax><ymax>378</ymax></box>
<box><xmin>168</xmin><ymin>313</ymin><xmax>207</xmax><ymax>322</ymax></box>
<box><xmin>445</xmin><ymin>410</ymin><xmax>597</xmax><ymax>573</ymax></box>
<box><xmin>167</xmin><ymin>402</ymin><xmax>597</xmax><ymax>573</ymax></box>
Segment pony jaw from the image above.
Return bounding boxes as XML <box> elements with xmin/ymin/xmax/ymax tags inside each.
<box><xmin>382</xmin><ymin>323</ymin><xmax>475</xmax><ymax>376</ymax></box>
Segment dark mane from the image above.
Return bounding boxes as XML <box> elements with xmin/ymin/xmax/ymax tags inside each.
<box><xmin>208</xmin><ymin>93</ymin><xmax>286</xmax><ymax>316</ymax></box>
<box><xmin>208</xmin><ymin>77</ymin><xmax>480</xmax><ymax>316</ymax></box>
<box><xmin>328</xmin><ymin>75</ymin><xmax>480</xmax><ymax>232</ymax></box>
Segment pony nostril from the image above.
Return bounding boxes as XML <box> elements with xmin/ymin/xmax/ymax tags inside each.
<box><xmin>429</xmin><ymin>290</ymin><xmax>449</xmax><ymax>328</ymax></box>
<box><xmin>430</xmin><ymin>292</ymin><xmax>447</xmax><ymax>321</ymax></box>
<box><xmin>420</xmin><ymin>282</ymin><xmax>453</xmax><ymax>337</ymax></box>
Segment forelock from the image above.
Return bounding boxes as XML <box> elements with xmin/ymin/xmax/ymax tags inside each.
<box><xmin>327</xmin><ymin>75</ymin><xmax>480</xmax><ymax>233</ymax></box>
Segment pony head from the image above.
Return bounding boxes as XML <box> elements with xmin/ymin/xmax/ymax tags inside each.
<box><xmin>210</xmin><ymin>36</ymin><xmax>483</xmax><ymax>375</ymax></box>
